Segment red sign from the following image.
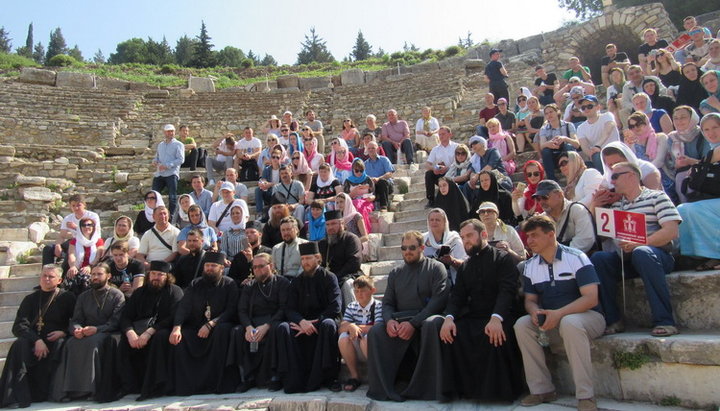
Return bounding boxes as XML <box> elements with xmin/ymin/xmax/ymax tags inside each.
<box><xmin>596</xmin><ymin>208</ymin><xmax>647</xmax><ymax>244</ymax></box>
<box><xmin>666</xmin><ymin>34</ymin><xmax>692</xmax><ymax>53</ymax></box>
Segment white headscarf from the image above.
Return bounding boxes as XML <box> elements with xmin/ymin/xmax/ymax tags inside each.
<box><xmin>144</xmin><ymin>190</ymin><xmax>165</xmax><ymax>223</ymax></box>
<box><xmin>520</xmin><ymin>87</ymin><xmax>533</xmax><ymax>99</ymax></box>
<box><xmin>601</xmin><ymin>141</ymin><xmax>660</xmax><ymax>188</ymax></box>
<box><xmin>228</xmin><ymin>204</ymin><xmax>246</xmax><ymax>230</ymax></box>
<box><xmin>315</xmin><ymin>166</ymin><xmax>337</xmax><ymax>188</ymax></box>
<box><xmin>74</xmin><ymin>218</ymin><xmax>101</xmax><ymax>269</ymax></box>
<box><xmin>177</xmin><ymin>194</ymin><xmax>195</xmax><ymax>222</ymax></box>
<box><xmin>423</xmin><ymin>208</ymin><xmax>461</xmax><ymax>249</ymax></box>
<box><xmin>337</xmin><ymin>192</ymin><xmax>360</xmax><ymax>225</ymax></box>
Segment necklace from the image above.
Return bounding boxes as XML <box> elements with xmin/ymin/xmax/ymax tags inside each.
<box><xmin>36</xmin><ymin>289</ymin><xmax>60</xmax><ymax>333</ymax></box>
<box><xmin>258</xmin><ymin>277</ymin><xmax>274</xmax><ymax>299</ymax></box>
<box><xmin>93</xmin><ymin>288</ymin><xmax>110</xmax><ymax>311</ymax></box>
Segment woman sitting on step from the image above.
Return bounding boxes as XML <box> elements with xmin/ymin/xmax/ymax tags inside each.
<box><xmin>343</xmin><ymin>158</ymin><xmax>375</xmax><ymax>234</ymax></box>
<box><xmin>335</xmin><ymin>192</ymin><xmax>368</xmax><ymax>243</ymax></box>
<box><xmin>433</xmin><ymin>177</ymin><xmax>470</xmax><ymax>232</ymax></box>
<box><xmin>422</xmin><ymin>208</ymin><xmax>467</xmax><ymax>286</ymax></box>
<box><xmin>134</xmin><ymin>190</ymin><xmax>164</xmax><ymax>236</ymax></box>
<box><xmin>171</xmin><ymin>193</ymin><xmax>196</xmax><ymax>230</ymax></box>
<box><xmin>327</xmin><ymin>138</ymin><xmax>354</xmax><ymax>184</ymax></box>
<box><xmin>66</xmin><ymin>217</ymin><xmax>104</xmax><ymax>295</ymax></box>
<box><xmin>100</xmin><ymin>216</ymin><xmax>139</xmax><ymax>261</ymax></box>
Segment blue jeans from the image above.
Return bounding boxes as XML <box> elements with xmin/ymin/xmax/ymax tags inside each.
<box><xmin>255</xmin><ymin>187</ymin><xmax>272</xmax><ymax>214</ymax></box>
<box><xmin>381</xmin><ymin>139</ymin><xmax>415</xmax><ymax>164</ymax></box>
<box><xmin>541</xmin><ymin>143</ymin><xmax>575</xmax><ymax>181</ymax></box>
<box><xmin>590</xmin><ymin>152</ymin><xmax>603</xmax><ymax>173</ymax></box>
<box><xmin>590</xmin><ymin>246</ymin><xmax>675</xmax><ymax>327</ymax></box>
<box><xmin>152</xmin><ymin>175</ymin><xmax>179</xmax><ymax>216</ymax></box>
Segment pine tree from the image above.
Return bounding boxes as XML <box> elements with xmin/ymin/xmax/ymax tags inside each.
<box><xmin>17</xmin><ymin>23</ymin><xmax>33</xmax><ymax>58</ymax></box>
<box><xmin>0</xmin><ymin>27</ymin><xmax>12</xmax><ymax>53</ymax></box>
<box><xmin>93</xmin><ymin>49</ymin><xmax>105</xmax><ymax>64</ymax></box>
<box><xmin>45</xmin><ymin>27</ymin><xmax>68</xmax><ymax>63</ymax></box>
<box><xmin>146</xmin><ymin>37</ymin><xmax>173</xmax><ymax>65</ymax></box>
<box><xmin>247</xmin><ymin>50</ymin><xmax>260</xmax><ymax>65</ymax></box>
<box><xmin>174</xmin><ymin>35</ymin><xmax>196</xmax><ymax>66</ymax></box>
<box><xmin>351</xmin><ymin>30</ymin><xmax>372</xmax><ymax>61</ymax></box>
<box><xmin>297</xmin><ymin>27</ymin><xmax>335</xmax><ymax>65</ymax></box>
<box><xmin>33</xmin><ymin>42</ymin><xmax>45</xmax><ymax>64</ymax></box>
<box><xmin>260</xmin><ymin>53</ymin><xmax>277</xmax><ymax>66</ymax></box>
<box><xmin>190</xmin><ymin>21</ymin><xmax>215</xmax><ymax>68</ymax></box>
<box><xmin>68</xmin><ymin>45</ymin><xmax>83</xmax><ymax>62</ymax></box>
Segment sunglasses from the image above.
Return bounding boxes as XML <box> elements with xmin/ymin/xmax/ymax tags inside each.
<box><xmin>478</xmin><ymin>209</ymin><xmax>495</xmax><ymax>214</ymax></box>
<box><xmin>272</xmin><ymin>155</ymin><xmax>281</xmax><ymax>159</ymax></box>
<box><xmin>580</xmin><ymin>104</ymin><xmax>595</xmax><ymax>111</ymax></box>
<box><xmin>627</xmin><ymin>122</ymin><xmax>644</xmax><ymax>130</ymax></box>
<box><xmin>526</xmin><ymin>171</ymin><xmax>541</xmax><ymax>177</ymax></box>
<box><xmin>400</xmin><ymin>245</ymin><xmax>419</xmax><ymax>251</ymax></box>
<box><xmin>455</xmin><ymin>152</ymin><xmax>467</xmax><ymax>156</ymax></box>
<box><xmin>343</xmin><ymin>119</ymin><xmax>351</xmax><ymax>122</ymax></box>
<box><xmin>81</xmin><ymin>223</ymin><xmax>95</xmax><ymax>228</ymax></box>
<box><xmin>331</xmin><ymin>141</ymin><xmax>339</xmax><ymax>145</ymax></box>
<box><xmin>303</xmin><ymin>138</ymin><xmax>313</xmax><ymax>142</ymax></box>
<box><xmin>252</xmin><ymin>263</ymin><xmax>269</xmax><ymax>270</ymax></box>
<box><xmin>611</xmin><ymin>171</ymin><xmax>631</xmax><ymax>180</ymax></box>
<box><xmin>353</xmin><ymin>169</ymin><xmax>363</xmax><ymax>173</ymax></box>
<box><xmin>301</xmin><ymin>128</ymin><xmax>310</xmax><ymax>131</ymax></box>
<box><xmin>292</xmin><ymin>157</ymin><xmax>300</xmax><ymax>160</ymax></box>
<box><xmin>280</xmin><ymin>129</ymin><xmax>289</xmax><ymax>132</ymax></box>
<box><xmin>558</xmin><ymin>160</ymin><xmax>569</xmax><ymax>167</ymax></box>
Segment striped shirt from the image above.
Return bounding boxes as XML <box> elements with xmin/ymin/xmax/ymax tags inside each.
<box><xmin>220</xmin><ymin>228</ymin><xmax>246</xmax><ymax>259</ymax></box>
<box><xmin>343</xmin><ymin>298</ymin><xmax>383</xmax><ymax>325</ymax></box>
<box><xmin>611</xmin><ymin>188</ymin><xmax>681</xmax><ymax>237</ymax></box>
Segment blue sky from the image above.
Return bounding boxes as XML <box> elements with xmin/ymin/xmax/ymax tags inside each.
<box><xmin>3</xmin><ymin>0</ymin><xmax>577</xmax><ymax>65</ymax></box>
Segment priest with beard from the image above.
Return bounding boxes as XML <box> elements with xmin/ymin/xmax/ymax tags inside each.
<box><xmin>319</xmin><ymin>210</ymin><xmax>363</xmax><ymax>306</ymax></box>
<box><xmin>275</xmin><ymin>242</ymin><xmax>342</xmax><ymax>393</ymax></box>
<box><xmin>118</xmin><ymin>261</ymin><xmax>184</xmax><ymax>401</ymax></box>
<box><xmin>0</xmin><ymin>265</ymin><xmax>76</xmax><ymax>408</ymax></box>
<box><xmin>51</xmin><ymin>263</ymin><xmax>125</xmax><ymax>402</ymax></box>
<box><xmin>172</xmin><ymin>229</ymin><xmax>206</xmax><ymax>288</ymax></box>
<box><xmin>438</xmin><ymin>219</ymin><xmax>524</xmax><ymax>402</ymax></box>
<box><xmin>228</xmin><ymin>253</ymin><xmax>290</xmax><ymax>392</ymax></box>
<box><xmin>169</xmin><ymin>251</ymin><xmax>239</xmax><ymax>395</ymax></box>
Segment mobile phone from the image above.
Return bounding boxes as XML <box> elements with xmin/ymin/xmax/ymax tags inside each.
<box><xmin>488</xmin><ymin>240</ymin><xmax>500</xmax><ymax>247</ymax></box>
<box><xmin>438</xmin><ymin>245</ymin><xmax>451</xmax><ymax>257</ymax></box>
<box><xmin>240</xmin><ymin>237</ymin><xmax>249</xmax><ymax>250</ymax></box>
<box><xmin>537</xmin><ymin>314</ymin><xmax>546</xmax><ymax>327</ymax></box>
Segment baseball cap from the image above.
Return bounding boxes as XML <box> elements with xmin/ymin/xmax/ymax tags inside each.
<box><xmin>579</xmin><ymin>95</ymin><xmax>599</xmax><ymax>104</ymax></box>
<box><xmin>532</xmin><ymin>180</ymin><xmax>562</xmax><ymax>198</ymax></box>
<box><xmin>220</xmin><ymin>181</ymin><xmax>235</xmax><ymax>192</ymax></box>
<box><xmin>476</xmin><ymin>201</ymin><xmax>499</xmax><ymax>214</ymax></box>
<box><xmin>489</xmin><ymin>48</ymin><xmax>502</xmax><ymax>56</ymax></box>
<box><xmin>163</xmin><ymin>124</ymin><xmax>175</xmax><ymax>131</ymax></box>
<box><xmin>570</xmin><ymin>86</ymin><xmax>585</xmax><ymax>96</ymax></box>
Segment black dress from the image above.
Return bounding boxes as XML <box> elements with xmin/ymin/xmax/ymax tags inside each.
<box><xmin>134</xmin><ymin>212</ymin><xmax>154</xmax><ymax>236</ymax></box>
<box><xmin>433</xmin><ymin>180</ymin><xmax>470</xmax><ymax>231</ymax></box>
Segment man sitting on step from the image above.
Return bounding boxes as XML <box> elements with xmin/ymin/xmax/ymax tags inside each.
<box><xmin>380</xmin><ymin>109</ymin><xmax>414</xmax><ymax>165</ymax></box>
<box><xmin>424</xmin><ymin>126</ymin><xmax>458</xmax><ymax>208</ymax></box>
<box><xmin>363</xmin><ymin>141</ymin><xmax>395</xmax><ymax>212</ymax></box>
<box><xmin>136</xmin><ymin>206</ymin><xmax>180</xmax><ymax>269</ymax></box>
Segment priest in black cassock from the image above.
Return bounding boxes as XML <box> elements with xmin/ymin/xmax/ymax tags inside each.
<box><xmin>172</xmin><ymin>229</ymin><xmax>206</xmax><ymax>288</ymax></box>
<box><xmin>228</xmin><ymin>252</ymin><xmax>290</xmax><ymax>392</ymax></box>
<box><xmin>51</xmin><ymin>263</ymin><xmax>125</xmax><ymax>402</ymax></box>
<box><xmin>169</xmin><ymin>251</ymin><xmax>239</xmax><ymax>395</ymax></box>
<box><xmin>319</xmin><ymin>210</ymin><xmax>363</xmax><ymax>306</ymax></box>
<box><xmin>0</xmin><ymin>265</ymin><xmax>76</xmax><ymax>408</ymax></box>
<box><xmin>438</xmin><ymin>219</ymin><xmax>524</xmax><ymax>402</ymax></box>
<box><xmin>118</xmin><ymin>261</ymin><xmax>184</xmax><ymax>401</ymax></box>
<box><xmin>366</xmin><ymin>231</ymin><xmax>449</xmax><ymax>402</ymax></box>
<box><xmin>275</xmin><ymin>241</ymin><xmax>342</xmax><ymax>393</ymax></box>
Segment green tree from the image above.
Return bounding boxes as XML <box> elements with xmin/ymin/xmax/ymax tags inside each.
<box><xmin>17</xmin><ymin>23</ymin><xmax>33</xmax><ymax>58</ymax></box>
<box><xmin>247</xmin><ymin>50</ymin><xmax>260</xmax><ymax>65</ymax></box>
<box><xmin>146</xmin><ymin>37</ymin><xmax>173</xmax><ymax>65</ymax></box>
<box><xmin>93</xmin><ymin>49</ymin><xmax>105</xmax><ymax>64</ymax></box>
<box><xmin>216</xmin><ymin>46</ymin><xmax>245</xmax><ymax>67</ymax></box>
<box><xmin>32</xmin><ymin>42</ymin><xmax>45</xmax><ymax>64</ymax></box>
<box><xmin>45</xmin><ymin>27</ymin><xmax>68</xmax><ymax>63</ymax></box>
<box><xmin>296</xmin><ymin>27</ymin><xmax>335</xmax><ymax>65</ymax></box>
<box><xmin>174</xmin><ymin>35</ymin><xmax>196</xmax><ymax>66</ymax></box>
<box><xmin>403</xmin><ymin>42</ymin><xmax>419</xmax><ymax>52</ymax></box>
<box><xmin>260</xmin><ymin>53</ymin><xmax>277</xmax><ymax>66</ymax></box>
<box><xmin>375</xmin><ymin>47</ymin><xmax>386</xmax><ymax>58</ymax></box>
<box><xmin>109</xmin><ymin>38</ymin><xmax>147</xmax><ymax>64</ymax></box>
<box><xmin>0</xmin><ymin>27</ymin><xmax>12</xmax><ymax>53</ymax></box>
<box><xmin>68</xmin><ymin>45</ymin><xmax>83</xmax><ymax>62</ymax></box>
<box><xmin>351</xmin><ymin>30</ymin><xmax>372</xmax><ymax>61</ymax></box>
<box><xmin>190</xmin><ymin>21</ymin><xmax>215</xmax><ymax>68</ymax></box>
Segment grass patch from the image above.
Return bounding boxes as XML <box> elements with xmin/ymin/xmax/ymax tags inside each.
<box><xmin>659</xmin><ymin>396</ymin><xmax>681</xmax><ymax>407</ymax></box>
<box><xmin>613</xmin><ymin>349</ymin><xmax>652</xmax><ymax>370</ymax></box>
<box><xmin>0</xmin><ymin>53</ymin><xmax>40</xmax><ymax>70</ymax></box>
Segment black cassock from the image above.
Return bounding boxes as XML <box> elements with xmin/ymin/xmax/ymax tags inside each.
<box><xmin>440</xmin><ymin>245</ymin><xmax>524</xmax><ymax>402</ymax></box>
<box><xmin>276</xmin><ymin>266</ymin><xmax>341</xmax><ymax>393</ymax></box>
<box><xmin>117</xmin><ymin>283</ymin><xmax>183</xmax><ymax>399</ymax></box>
<box><xmin>173</xmin><ymin>250</ymin><xmax>205</xmax><ymax>289</ymax></box>
<box><xmin>0</xmin><ymin>288</ymin><xmax>75</xmax><ymax>407</ymax></box>
<box><xmin>227</xmin><ymin>275</ymin><xmax>290</xmax><ymax>387</ymax></box>
<box><xmin>319</xmin><ymin>231</ymin><xmax>363</xmax><ymax>283</ymax></box>
<box><xmin>172</xmin><ymin>275</ymin><xmax>239</xmax><ymax>395</ymax></box>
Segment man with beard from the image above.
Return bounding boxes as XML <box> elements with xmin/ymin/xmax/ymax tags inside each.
<box><xmin>118</xmin><ymin>261</ymin><xmax>184</xmax><ymax>400</ymax></box>
<box><xmin>366</xmin><ymin>231</ymin><xmax>449</xmax><ymax>402</ymax></box>
<box><xmin>275</xmin><ymin>242</ymin><xmax>342</xmax><ymax>393</ymax></box>
<box><xmin>261</xmin><ymin>196</ymin><xmax>292</xmax><ymax>248</ymax></box>
<box><xmin>51</xmin><ymin>263</ymin><xmax>125</xmax><ymax>402</ymax></box>
<box><xmin>438</xmin><ymin>219</ymin><xmax>523</xmax><ymax>402</ymax></box>
<box><xmin>0</xmin><ymin>265</ymin><xmax>76</xmax><ymax>408</ymax></box>
<box><xmin>137</xmin><ymin>206</ymin><xmax>180</xmax><ymax>268</ymax></box>
<box><xmin>246</xmin><ymin>220</ymin><xmax>272</xmax><ymax>256</ymax></box>
<box><xmin>271</xmin><ymin>216</ymin><xmax>308</xmax><ymax>278</ymax></box>
<box><xmin>169</xmin><ymin>252</ymin><xmax>239</xmax><ymax>395</ymax></box>
<box><xmin>229</xmin><ymin>253</ymin><xmax>290</xmax><ymax>392</ymax></box>
<box><xmin>172</xmin><ymin>229</ymin><xmax>206</xmax><ymax>288</ymax></box>
<box><xmin>319</xmin><ymin>210</ymin><xmax>362</xmax><ymax>306</ymax></box>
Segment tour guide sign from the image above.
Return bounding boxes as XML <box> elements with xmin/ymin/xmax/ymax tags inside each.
<box><xmin>595</xmin><ymin>207</ymin><xmax>647</xmax><ymax>244</ymax></box>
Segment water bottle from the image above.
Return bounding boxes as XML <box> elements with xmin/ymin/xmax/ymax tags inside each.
<box><xmin>250</xmin><ymin>329</ymin><xmax>258</xmax><ymax>353</ymax></box>
<box><xmin>537</xmin><ymin>314</ymin><xmax>550</xmax><ymax>347</ymax></box>
<box><xmin>122</xmin><ymin>273</ymin><xmax>131</xmax><ymax>285</ymax></box>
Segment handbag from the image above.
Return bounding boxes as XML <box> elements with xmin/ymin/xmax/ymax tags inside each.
<box><xmin>686</xmin><ymin>152</ymin><xmax>720</xmax><ymax>197</ymax></box>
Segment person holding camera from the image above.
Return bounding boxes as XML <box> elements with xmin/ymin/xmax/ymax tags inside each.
<box><xmin>424</xmin><ymin>126</ymin><xmax>458</xmax><ymax>207</ymax></box>
<box><xmin>513</xmin><ymin>215</ymin><xmax>604</xmax><ymax>411</ymax></box>
<box><xmin>422</xmin><ymin>209</ymin><xmax>467</xmax><ymax>286</ymax></box>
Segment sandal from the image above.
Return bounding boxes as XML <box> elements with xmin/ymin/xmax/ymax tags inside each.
<box><xmin>695</xmin><ymin>259</ymin><xmax>720</xmax><ymax>271</ymax></box>
<box><xmin>651</xmin><ymin>325</ymin><xmax>679</xmax><ymax>337</ymax></box>
<box><xmin>343</xmin><ymin>378</ymin><xmax>361</xmax><ymax>392</ymax></box>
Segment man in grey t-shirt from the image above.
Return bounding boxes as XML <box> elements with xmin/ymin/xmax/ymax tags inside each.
<box><xmin>271</xmin><ymin>166</ymin><xmax>306</xmax><ymax>223</ymax></box>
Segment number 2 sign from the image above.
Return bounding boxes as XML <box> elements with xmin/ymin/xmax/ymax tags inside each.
<box><xmin>595</xmin><ymin>207</ymin><xmax>647</xmax><ymax>244</ymax></box>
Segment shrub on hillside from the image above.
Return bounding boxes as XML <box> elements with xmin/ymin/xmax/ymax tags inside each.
<box><xmin>47</xmin><ymin>54</ymin><xmax>78</xmax><ymax>67</ymax></box>
<box><xmin>160</xmin><ymin>64</ymin><xmax>181</xmax><ymax>74</ymax></box>
<box><xmin>0</xmin><ymin>52</ymin><xmax>39</xmax><ymax>70</ymax></box>
<box><xmin>444</xmin><ymin>45</ymin><xmax>462</xmax><ymax>57</ymax></box>
<box><xmin>240</xmin><ymin>58</ymin><xmax>254</xmax><ymax>68</ymax></box>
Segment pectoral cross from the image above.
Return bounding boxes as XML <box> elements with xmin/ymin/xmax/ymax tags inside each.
<box><xmin>36</xmin><ymin>317</ymin><xmax>44</xmax><ymax>333</ymax></box>
<box><xmin>204</xmin><ymin>303</ymin><xmax>212</xmax><ymax>321</ymax></box>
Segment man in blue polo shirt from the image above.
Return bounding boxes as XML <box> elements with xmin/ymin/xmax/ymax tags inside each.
<box><xmin>364</xmin><ymin>141</ymin><xmax>395</xmax><ymax>212</ymax></box>
<box><xmin>152</xmin><ymin>124</ymin><xmax>185</xmax><ymax>216</ymax></box>
<box><xmin>514</xmin><ymin>215</ymin><xmax>604</xmax><ymax>411</ymax></box>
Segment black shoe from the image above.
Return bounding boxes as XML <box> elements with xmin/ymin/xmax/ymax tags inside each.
<box><xmin>327</xmin><ymin>379</ymin><xmax>342</xmax><ymax>392</ymax></box>
<box><xmin>238</xmin><ymin>379</ymin><xmax>256</xmax><ymax>393</ymax></box>
<box><xmin>267</xmin><ymin>380</ymin><xmax>283</xmax><ymax>392</ymax></box>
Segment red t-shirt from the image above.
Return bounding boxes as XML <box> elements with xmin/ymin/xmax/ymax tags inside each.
<box><xmin>70</xmin><ymin>238</ymin><xmax>105</xmax><ymax>268</ymax></box>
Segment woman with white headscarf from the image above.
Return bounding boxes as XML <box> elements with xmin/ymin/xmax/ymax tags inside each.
<box><xmin>631</xmin><ymin>92</ymin><xmax>673</xmax><ymax>134</ymax></box>
<box><xmin>177</xmin><ymin>204</ymin><xmax>218</xmax><ymax>255</ymax></box>
<box><xmin>667</xmin><ymin>105</ymin><xmax>712</xmax><ymax>202</ymax></box>
<box><xmin>327</xmin><ymin>138</ymin><xmax>354</xmax><ymax>184</ymax></box>
<box><xmin>101</xmin><ymin>216</ymin><xmax>139</xmax><ymax>260</ymax></box>
<box><xmin>134</xmin><ymin>190</ymin><xmax>165</xmax><ymax>236</ymax></box>
<box><xmin>600</xmin><ymin>141</ymin><xmax>662</xmax><ymax>190</ymax></box>
<box><xmin>335</xmin><ymin>192</ymin><xmax>368</xmax><ymax>242</ymax></box>
<box><xmin>172</xmin><ymin>193</ymin><xmax>196</xmax><ymax>229</ymax></box>
<box><xmin>422</xmin><ymin>208</ymin><xmax>467</xmax><ymax>285</ymax></box>
<box><xmin>66</xmin><ymin>217</ymin><xmax>104</xmax><ymax>294</ymax></box>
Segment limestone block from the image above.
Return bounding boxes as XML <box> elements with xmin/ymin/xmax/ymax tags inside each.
<box><xmin>21</xmin><ymin>187</ymin><xmax>61</xmax><ymax>202</ymax></box>
<box><xmin>496</xmin><ymin>39</ymin><xmax>519</xmax><ymax>57</ymax></box>
<box><xmin>276</xmin><ymin>75</ymin><xmax>299</xmax><ymax>89</ymax></box>
<box><xmin>517</xmin><ymin>34</ymin><xmax>545</xmax><ymax>53</ymax></box>
<box><xmin>95</xmin><ymin>78</ymin><xmax>130</xmax><ymax>90</ymax></box>
<box><xmin>188</xmin><ymin>76</ymin><xmax>216</xmax><ymax>92</ymax></box>
<box><xmin>128</xmin><ymin>82</ymin><xmax>160</xmax><ymax>90</ymax></box>
<box><xmin>298</xmin><ymin>76</ymin><xmax>332</xmax><ymax>90</ymax></box>
<box><xmin>15</xmin><ymin>175</ymin><xmax>46</xmax><ymax>187</ymax></box>
<box><xmin>178</xmin><ymin>88</ymin><xmax>195</xmax><ymax>98</ymax></box>
<box><xmin>144</xmin><ymin>90</ymin><xmax>171</xmax><ymax>98</ymax></box>
<box><xmin>364</xmin><ymin>232</ymin><xmax>383</xmax><ymax>262</ymax></box>
<box><xmin>464</xmin><ymin>59</ymin><xmax>485</xmax><ymax>70</ymax></box>
<box><xmin>55</xmin><ymin>71</ymin><xmax>94</xmax><ymax>88</ymax></box>
<box><xmin>113</xmin><ymin>172</ymin><xmax>129</xmax><ymax>184</ymax></box>
<box><xmin>27</xmin><ymin>221</ymin><xmax>50</xmax><ymax>243</ymax></box>
<box><xmin>269</xmin><ymin>395</ymin><xmax>326</xmax><ymax>411</ymax></box>
<box><xmin>409</xmin><ymin>61</ymin><xmax>439</xmax><ymax>73</ymax></box>
<box><xmin>18</xmin><ymin>67</ymin><xmax>57</xmax><ymax>85</ymax></box>
<box><xmin>54</xmin><ymin>157</ymin><xmax>69</xmax><ymax>165</ymax></box>
<box><xmin>0</xmin><ymin>145</ymin><xmax>16</xmax><ymax>157</ymax></box>
<box><xmin>340</xmin><ymin>69</ymin><xmax>365</xmax><ymax>86</ymax></box>
<box><xmin>272</xmin><ymin>87</ymin><xmax>300</xmax><ymax>93</ymax></box>
<box><xmin>327</xmin><ymin>397</ymin><xmax>372</xmax><ymax>411</ymax></box>
<box><xmin>0</xmin><ymin>241</ymin><xmax>37</xmax><ymax>266</ymax></box>
<box><xmin>45</xmin><ymin>178</ymin><xmax>73</xmax><ymax>190</ymax></box>
<box><xmin>364</xmin><ymin>68</ymin><xmax>393</xmax><ymax>83</ymax></box>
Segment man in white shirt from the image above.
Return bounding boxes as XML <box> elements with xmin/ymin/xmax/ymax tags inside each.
<box><xmin>208</xmin><ymin>182</ymin><xmax>249</xmax><ymax>234</ymax></box>
<box><xmin>233</xmin><ymin>127</ymin><xmax>262</xmax><ymax>182</ymax></box>
<box><xmin>424</xmin><ymin>126</ymin><xmax>458</xmax><ymax>207</ymax></box>
<box><xmin>205</xmin><ymin>133</ymin><xmax>236</xmax><ymax>185</ymax></box>
<box><xmin>271</xmin><ymin>216</ymin><xmax>308</xmax><ymax>278</ymax></box>
<box><xmin>414</xmin><ymin>106</ymin><xmax>440</xmax><ymax>152</ymax></box>
<box><xmin>137</xmin><ymin>206</ymin><xmax>179</xmax><ymax>267</ymax></box>
<box><xmin>211</xmin><ymin>168</ymin><xmax>248</xmax><ymax>203</ymax></box>
<box><xmin>576</xmin><ymin>95</ymin><xmax>619</xmax><ymax>173</ymax></box>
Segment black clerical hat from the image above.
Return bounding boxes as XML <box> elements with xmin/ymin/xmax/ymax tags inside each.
<box><xmin>245</xmin><ymin>220</ymin><xmax>262</xmax><ymax>231</ymax></box>
<box><xmin>299</xmin><ymin>241</ymin><xmax>320</xmax><ymax>256</ymax></box>
<box><xmin>203</xmin><ymin>251</ymin><xmax>226</xmax><ymax>265</ymax></box>
<box><xmin>324</xmin><ymin>210</ymin><xmax>343</xmax><ymax>221</ymax></box>
<box><xmin>149</xmin><ymin>260</ymin><xmax>172</xmax><ymax>273</ymax></box>
<box><xmin>270</xmin><ymin>192</ymin><xmax>287</xmax><ymax>206</ymax></box>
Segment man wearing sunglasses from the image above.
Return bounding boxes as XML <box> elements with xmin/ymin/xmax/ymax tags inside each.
<box><xmin>534</xmin><ymin>180</ymin><xmax>597</xmax><ymax>254</ymax></box>
<box><xmin>590</xmin><ymin>162</ymin><xmax>681</xmax><ymax>338</ymax></box>
<box><xmin>367</xmin><ymin>231</ymin><xmax>449</xmax><ymax>401</ymax></box>
<box><xmin>576</xmin><ymin>95</ymin><xmax>620</xmax><ymax>172</ymax></box>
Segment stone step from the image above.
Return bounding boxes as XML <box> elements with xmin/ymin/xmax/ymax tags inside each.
<box><xmin>386</xmin><ymin>219</ymin><xmax>427</xmax><ymax>234</ymax></box>
<box><xmin>0</xmin><ymin>306</ymin><xmax>17</xmax><ymax>322</ymax></box>
<box><xmin>392</xmin><ymin>208</ymin><xmax>429</xmax><ymax>223</ymax></box>
<box><xmin>0</xmin><ymin>241</ymin><xmax>38</xmax><ymax>266</ymax></box>
<box><xmin>397</xmin><ymin>198</ymin><xmax>427</xmax><ymax>212</ymax></box>
<box><xmin>401</xmin><ymin>190</ymin><xmax>426</xmax><ymax>201</ymax></box>
<box><xmin>377</xmin><ymin>245</ymin><xmax>402</xmax><ymax>262</ymax></box>
<box><xmin>9</xmin><ymin>263</ymin><xmax>42</xmax><ymax>277</ymax></box>
<box><xmin>362</xmin><ymin>260</ymin><xmax>402</xmax><ymax>277</ymax></box>
<box><xmin>0</xmin><ymin>321</ymin><xmax>13</xmax><ymax>340</ymax></box>
<box><xmin>0</xmin><ymin>228</ymin><xmax>29</xmax><ymax>242</ymax></box>
<box><xmin>0</xmin><ymin>275</ymin><xmax>39</xmax><ymax>292</ymax></box>
<box><xmin>382</xmin><ymin>232</ymin><xmax>404</xmax><ymax>247</ymax></box>
<box><xmin>0</xmin><ymin>291</ymin><xmax>33</xmax><ymax>306</ymax></box>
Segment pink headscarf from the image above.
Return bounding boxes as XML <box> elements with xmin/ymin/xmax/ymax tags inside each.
<box><xmin>636</xmin><ymin>121</ymin><xmax>659</xmax><ymax>160</ymax></box>
<box><xmin>329</xmin><ymin>139</ymin><xmax>353</xmax><ymax>171</ymax></box>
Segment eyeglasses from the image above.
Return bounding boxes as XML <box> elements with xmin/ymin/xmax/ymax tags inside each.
<box><xmin>353</xmin><ymin>169</ymin><xmax>363</xmax><ymax>173</ymax></box>
<box><xmin>580</xmin><ymin>104</ymin><xmax>595</xmax><ymax>111</ymax></box>
<box><xmin>534</xmin><ymin>195</ymin><xmax>550</xmax><ymax>201</ymax></box>
<box><xmin>478</xmin><ymin>209</ymin><xmax>495</xmax><ymax>214</ymax></box>
<box><xmin>271</xmin><ymin>155</ymin><xmax>281</xmax><ymax>159</ymax></box>
<box><xmin>303</xmin><ymin>138</ymin><xmax>313</xmax><ymax>142</ymax></box>
<box><xmin>343</xmin><ymin>119</ymin><xmax>351</xmax><ymax>123</ymax></box>
<box><xmin>400</xmin><ymin>245</ymin><xmax>419</xmax><ymax>251</ymax></box>
<box><xmin>331</xmin><ymin>141</ymin><xmax>339</xmax><ymax>145</ymax></box>
<box><xmin>455</xmin><ymin>152</ymin><xmax>467</xmax><ymax>156</ymax></box>
<box><xmin>558</xmin><ymin>160</ymin><xmax>569</xmax><ymax>167</ymax></box>
<box><xmin>627</xmin><ymin>122</ymin><xmax>643</xmax><ymax>130</ymax></box>
<box><xmin>301</xmin><ymin>128</ymin><xmax>310</xmax><ymax>131</ymax></box>
<box><xmin>292</xmin><ymin>157</ymin><xmax>300</xmax><ymax>161</ymax></box>
<box><xmin>526</xmin><ymin>171</ymin><xmax>541</xmax><ymax>177</ymax></box>
<box><xmin>267</xmin><ymin>139</ymin><xmax>277</xmax><ymax>143</ymax></box>
<box><xmin>81</xmin><ymin>223</ymin><xmax>95</xmax><ymax>228</ymax></box>
<box><xmin>280</xmin><ymin>129</ymin><xmax>289</xmax><ymax>132</ymax></box>
<box><xmin>252</xmin><ymin>263</ymin><xmax>269</xmax><ymax>270</ymax></box>
<box><xmin>611</xmin><ymin>171</ymin><xmax>631</xmax><ymax>180</ymax></box>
